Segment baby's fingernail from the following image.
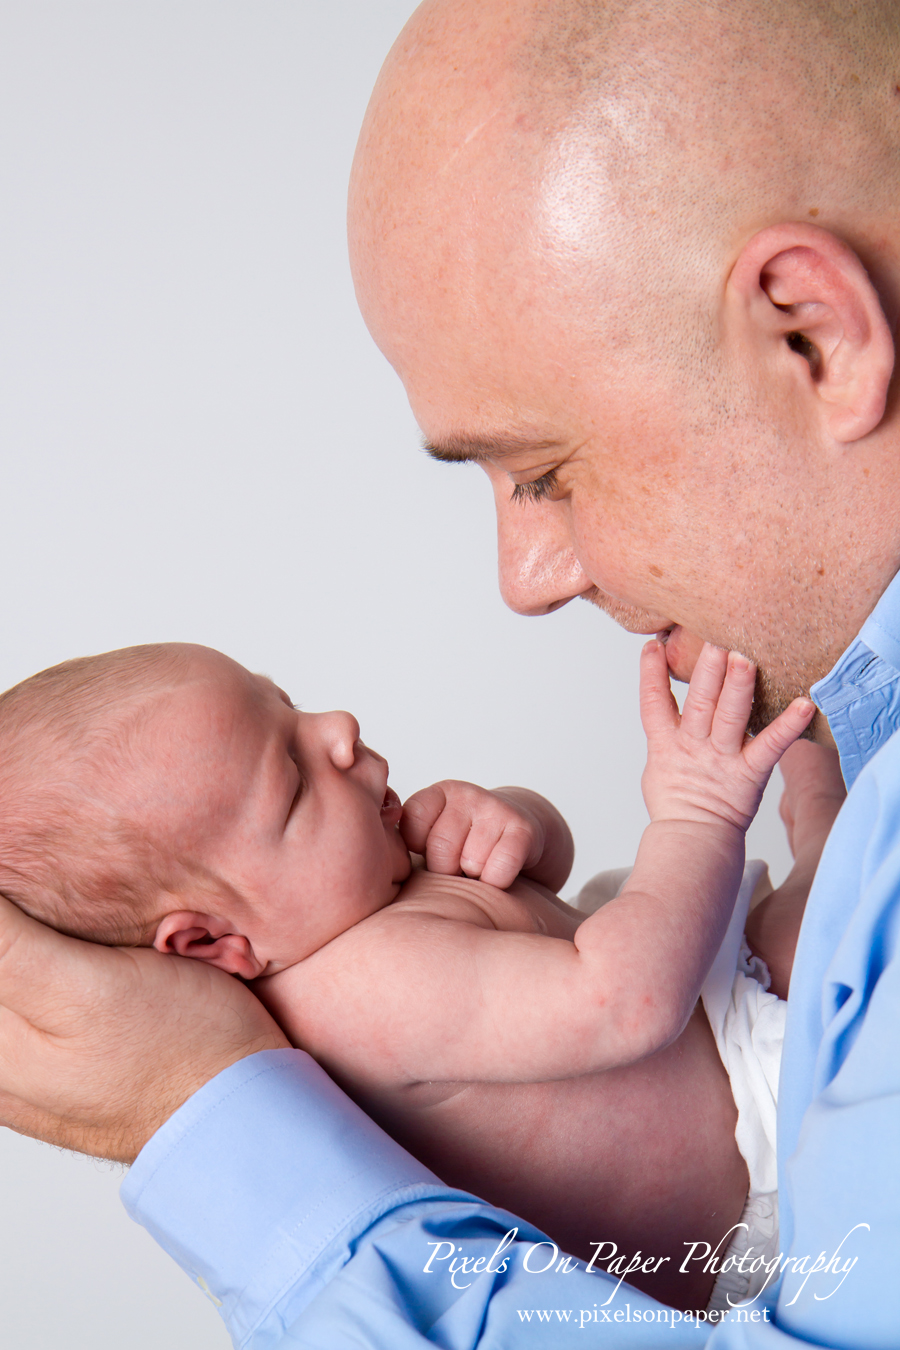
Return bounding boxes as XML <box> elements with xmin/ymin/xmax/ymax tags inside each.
<box><xmin>730</xmin><ymin>652</ymin><xmax>753</xmax><ymax>673</ymax></box>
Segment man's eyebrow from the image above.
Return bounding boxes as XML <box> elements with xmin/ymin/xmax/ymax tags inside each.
<box><xmin>423</xmin><ymin>433</ymin><xmax>562</xmax><ymax>464</ymax></box>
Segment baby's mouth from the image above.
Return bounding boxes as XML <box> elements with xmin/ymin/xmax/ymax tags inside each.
<box><xmin>381</xmin><ymin>785</ymin><xmax>403</xmax><ymax>826</ymax></box>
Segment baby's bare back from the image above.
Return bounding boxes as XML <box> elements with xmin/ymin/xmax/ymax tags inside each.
<box><xmin>255</xmin><ymin>870</ymin><xmax>749</xmax><ymax>1311</ymax></box>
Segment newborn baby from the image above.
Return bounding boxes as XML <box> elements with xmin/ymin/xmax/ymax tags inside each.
<box><xmin>0</xmin><ymin>640</ymin><xmax>830</xmax><ymax>1311</ymax></box>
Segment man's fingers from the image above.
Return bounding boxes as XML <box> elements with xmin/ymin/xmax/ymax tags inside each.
<box><xmin>709</xmin><ymin>652</ymin><xmax>757</xmax><ymax>753</ymax></box>
<box><xmin>639</xmin><ymin>640</ymin><xmax>681</xmax><ymax>737</ymax></box>
<box><xmin>744</xmin><ymin>698</ymin><xmax>816</xmax><ymax>778</ymax></box>
<box><xmin>680</xmin><ymin>642</ymin><xmax>728</xmax><ymax>740</ymax></box>
<box><xmin>0</xmin><ymin>895</ymin><xmax>124</xmax><ymax>1028</ymax></box>
<box><xmin>0</xmin><ymin>894</ymin><xmax>289</xmax><ymax>1159</ymax></box>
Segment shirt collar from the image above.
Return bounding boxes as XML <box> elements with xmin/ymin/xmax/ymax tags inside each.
<box><xmin>812</xmin><ymin>567</ymin><xmax>900</xmax><ymax>787</ymax></box>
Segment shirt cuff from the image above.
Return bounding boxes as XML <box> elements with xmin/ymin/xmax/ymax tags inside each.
<box><xmin>121</xmin><ymin>1049</ymin><xmax>448</xmax><ymax>1347</ymax></box>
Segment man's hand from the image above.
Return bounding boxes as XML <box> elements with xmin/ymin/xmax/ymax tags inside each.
<box><xmin>400</xmin><ymin>780</ymin><xmax>574</xmax><ymax>891</ymax></box>
<box><xmin>0</xmin><ymin>895</ymin><xmax>289</xmax><ymax>1163</ymax></box>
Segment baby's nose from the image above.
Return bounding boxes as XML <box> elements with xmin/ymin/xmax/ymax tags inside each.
<box><xmin>317</xmin><ymin>709</ymin><xmax>362</xmax><ymax>768</ymax></box>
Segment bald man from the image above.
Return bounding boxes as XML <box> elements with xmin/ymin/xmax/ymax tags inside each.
<box><xmin>1</xmin><ymin>2</ymin><xmax>898</xmax><ymax>1346</ymax></box>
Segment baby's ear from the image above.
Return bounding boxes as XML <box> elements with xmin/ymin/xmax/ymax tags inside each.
<box><xmin>153</xmin><ymin>911</ymin><xmax>264</xmax><ymax>980</ymax></box>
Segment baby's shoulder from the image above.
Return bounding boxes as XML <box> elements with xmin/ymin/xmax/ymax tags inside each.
<box><xmin>253</xmin><ymin>868</ymin><xmax>581</xmax><ymax>1081</ymax></box>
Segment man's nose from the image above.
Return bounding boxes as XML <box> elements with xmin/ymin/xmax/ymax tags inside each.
<box><xmin>494</xmin><ymin>494</ymin><xmax>592</xmax><ymax>616</ymax></box>
<box><xmin>310</xmin><ymin>710</ymin><xmax>362</xmax><ymax>770</ymax></box>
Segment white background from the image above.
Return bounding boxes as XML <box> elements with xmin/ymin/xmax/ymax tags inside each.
<box><xmin>0</xmin><ymin>4</ymin><xmax>792</xmax><ymax>1345</ymax></box>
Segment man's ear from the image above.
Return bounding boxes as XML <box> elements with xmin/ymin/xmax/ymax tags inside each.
<box><xmin>727</xmin><ymin>222</ymin><xmax>895</xmax><ymax>442</ymax></box>
<box><xmin>153</xmin><ymin>912</ymin><xmax>264</xmax><ymax>980</ymax></box>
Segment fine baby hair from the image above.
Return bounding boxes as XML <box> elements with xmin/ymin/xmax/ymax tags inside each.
<box><xmin>0</xmin><ymin>645</ymin><xmax>193</xmax><ymax>945</ymax></box>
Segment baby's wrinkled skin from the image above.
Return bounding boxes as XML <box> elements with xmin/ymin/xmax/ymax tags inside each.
<box><xmin>135</xmin><ymin>643</ymin><xmax>822</xmax><ymax>1309</ymax></box>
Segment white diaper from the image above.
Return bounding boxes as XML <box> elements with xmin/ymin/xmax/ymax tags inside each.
<box><xmin>573</xmin><ymin>860</ymin><xmax>786</xmax><ymax>1311</ymax></box>
<box><xmin>700</xmin><ymin>859</ymin><xmax>784</xmax><ymax>1311</ymax></box>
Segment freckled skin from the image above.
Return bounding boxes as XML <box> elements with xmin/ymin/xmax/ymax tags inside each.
<box><xmin>339</xmin><ymin>0</ymin><xmax>900</xmax><ymax>1310</ymax></box>
<box><xmin>349</xmin><ymin>0</ymin><xmax>900</xmax><ymax>719</ymax></box>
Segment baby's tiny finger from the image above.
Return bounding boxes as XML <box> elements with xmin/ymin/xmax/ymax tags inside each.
<box><xmin>424</xmin><ymin>805</ymin><xmax>473</xmax><ymax>876</ymax></box>
<box><xmin>478</xmin><ymin>822</ymin><xmax>533</xmax><ymax>890</ymax></box>
<box><xmin>400</xmin><ymin>785</ymin><xmax>447</xmax><ymax>852</ymax></box>
<box><xmin>459</xmin><ymin>814</ymin><xmax>513</xmax><ymax>880</ymax></box>
<box><xmin>639</xmin><ymin>639</ymin><xmax>681</xmax><ymax>737</ymax></box>
<box><xmin>743</xmin><ymin>698</ymin><xmax>816</xmax><ymax>778</ymax></box>
<box><xmin>709</xmin><ymin>652</ymin><xmax>757</xmax><ymax>754</ymax></box>
<box><xmin>680</xmin><ymin>643</ymin><xmax>728</xmax><ymax>740</ymax></box>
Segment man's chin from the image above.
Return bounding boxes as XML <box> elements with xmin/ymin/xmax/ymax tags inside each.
<box><xmin>747</xmin><ymin>665</ymin><xmax>818</xmax><ymax>739</ymax></box>
<box><xmin>579</xmin><ymin>592</ymin><xmax>819</xmax><ymax>737</ymax></box>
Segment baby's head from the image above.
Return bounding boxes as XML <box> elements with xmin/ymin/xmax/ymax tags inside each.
<box><xmin>0</xmin><ymin>643</ymin><xmax>411</xmax><ymax>977</ymax></box>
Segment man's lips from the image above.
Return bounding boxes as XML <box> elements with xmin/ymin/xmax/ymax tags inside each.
<box><xmin>579</xmin><ymin>586</ymin><xmax>673</xmax><ymax>636</ymax></box>
<box><xmin>577</xmin><ymin>587</ymin><xmax>708</xmax><ymax>682</ymax></box>
<box><xmin>381</xmin><ymin>785</ymin><xmax>403</xmax><ymax>826</ymax></box>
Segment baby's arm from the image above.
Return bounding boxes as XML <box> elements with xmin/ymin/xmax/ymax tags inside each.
<box><xmin>286</xmin><ymin>644</ymin><xmax>814</xmax><ymax>1090</ymax></box>
<box><xmin>594</xmin><ymin>641</ymin><xmax>814</xmax><ymax>1044</ymax></box>
<box><xmin>400</xmin><ymin>780</ymin><xmax>574</xmax><ymax>892</ymax></box>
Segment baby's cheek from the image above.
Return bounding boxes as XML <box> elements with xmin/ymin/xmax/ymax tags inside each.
<box><xmin>391</xmin><ymin>835</ymin><xmax>413</xmax><ymax>885</ymax></box>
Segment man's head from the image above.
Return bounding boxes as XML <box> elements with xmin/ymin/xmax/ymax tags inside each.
<box><xmin>0</xmin><ymin>644</ymin><xmax>411</xmax><ymax>976</ymax></box>
<box><xmin>349</xmin><ymin>0</ymin><xmax>900</xmax><ymax>730</ymax></box>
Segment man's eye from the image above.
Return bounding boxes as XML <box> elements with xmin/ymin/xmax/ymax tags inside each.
<box><xmin>510</xmin><ymin>469</ymin><xmax>559</xmax><ymax>505</ymax></box>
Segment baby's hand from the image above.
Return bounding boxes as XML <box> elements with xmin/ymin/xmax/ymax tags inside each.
<box><xmin>400</xmin><ymin>781</ymin><xmax>545</xmax><ymax>890</ymax></box>
<box><xmin>640</xmin><ymin>640</ymin><xmax>816</xmax><ymax>832</ymax></box>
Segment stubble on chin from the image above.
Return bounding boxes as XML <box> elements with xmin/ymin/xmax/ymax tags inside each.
<box><xmin>747</xmin><ymin>664</ymin><xmax>820</xmax><ymax>740</ymax></box>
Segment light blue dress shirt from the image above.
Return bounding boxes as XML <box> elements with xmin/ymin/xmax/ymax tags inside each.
<box><xmin>122</xmin><ymin>575</ymin><xmax>900</xmax><ymax>1348</ymax></box>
